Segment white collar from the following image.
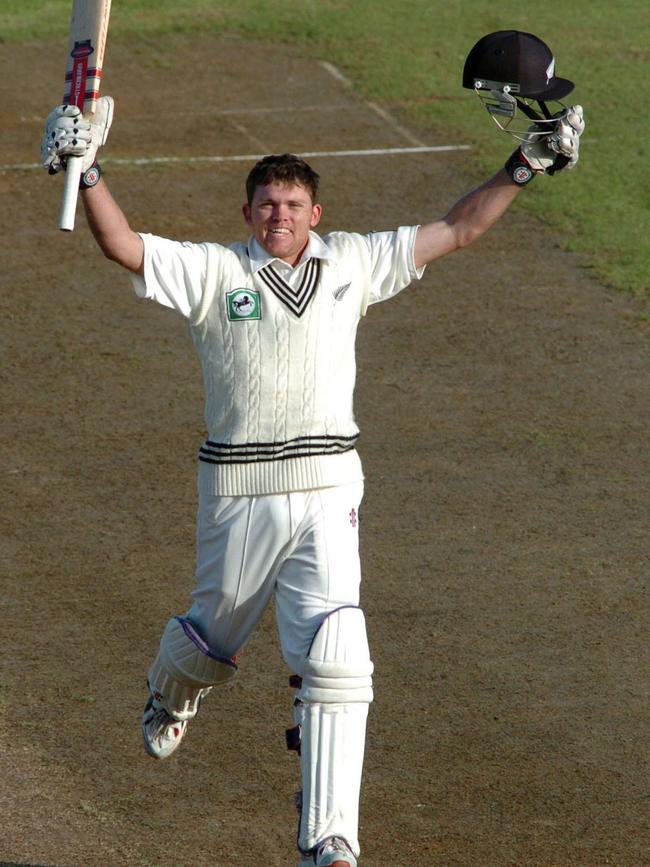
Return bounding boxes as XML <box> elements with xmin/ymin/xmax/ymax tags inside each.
<box><xmin>247</xmin><ymin>231</ymin><xmax>334</xmax><ymax>273</ymax></box>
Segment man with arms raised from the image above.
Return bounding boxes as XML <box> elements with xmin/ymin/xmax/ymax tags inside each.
<box><xmin>41</xmin><ymin>31</ymin><xmax>583</xmax><ymax>867</ymax></box>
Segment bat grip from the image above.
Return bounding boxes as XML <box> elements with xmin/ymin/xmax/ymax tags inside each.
<box><xmin>59</xmin><ymin>155</ymin><xmax>83</xmax><ymax>231</ymax></box>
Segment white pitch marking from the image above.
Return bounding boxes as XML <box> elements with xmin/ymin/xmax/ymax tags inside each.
<box><xmin>303</xmin><ymin>145</ymin><xmax>471</xmax><ymax>158</ymax></box>
<box><xmin>320</xmin><ymin>60</ymin><xmax>353</xmax><ymax>87</ymax></box>
<box><xmin>0</xmin><ymin>145</ymin><xmax>472</xmax><ymax>173</ymax></box>
<box><xmin>320</xmin><ymin>60</ymin><xmax>426</xmax><ymax>147</ymax></box>
<box><xmin>224</xmin><ymin>116</ymin><xmax>269</xmax><ymax>153</ymax></box>
<box><xmin>107</xmin><ymin>144</ymin><xmax>471</xmax><ymax>165</ymax></box>
<box><xmin>104</xmin><ymin>145</ymin><xmax>471</xmax><ymax>166</ymax></box>
<box><xmin>365</xmin><ymin>100</ymin><xmax>425</xmax><ymax>147</ymax></box>
<box><xmin>0</xmin><ymin>162</ymin><xmax>43</xmax><ymax>171</ymax></box>
<box><xmin>195</xmin><ymin>103</ymin><xmax>355</xmax><ymax>116</ymax></box>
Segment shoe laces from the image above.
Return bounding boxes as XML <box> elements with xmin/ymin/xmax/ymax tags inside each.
<box><xmin>146</xmin><ymin>702</ymin><xmax>180</xmax><ymax>741</ymax></box>
<box><xmin>319</xmin><ymin>836</ymin><xmax>353</xmax><ymax>858</ymax></box>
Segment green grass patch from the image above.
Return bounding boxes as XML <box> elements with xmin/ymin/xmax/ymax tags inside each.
<box><xmin>3</xmin><ymin>0</ymin><xmax>648</xmax><ymax>297</ymax></box>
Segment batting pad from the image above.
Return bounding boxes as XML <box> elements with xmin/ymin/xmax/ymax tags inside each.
<box><xmin>148</xmin><ymin>616</ymin><xmax>237</xmax><ymax>720</ymax></box>
<box><xmin>297</xmin><ymin>606</ymin><xmax>374</xmax><ymax>857</ymax></box>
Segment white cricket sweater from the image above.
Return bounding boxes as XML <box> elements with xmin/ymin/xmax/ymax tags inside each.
<box><xmin>132</xmin><ymin>227</ymin><xmax>423</xmax><ymax>495</ymax></box>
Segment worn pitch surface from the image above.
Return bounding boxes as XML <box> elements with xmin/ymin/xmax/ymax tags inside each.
<box><xmin>1</xmin><ymin>34</ymin><xmax>648</xmax><ymax>867</ymax></box>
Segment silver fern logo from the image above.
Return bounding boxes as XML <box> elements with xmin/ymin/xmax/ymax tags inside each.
<box><xmin>546</xmin><ymin>57</ymin><xmax>555</xmax><ymax>84</ymax></box>
<box><xmin>334</xmin><ymin>282</ymin><xmax>351</xmax><ymax>301</ymax></box>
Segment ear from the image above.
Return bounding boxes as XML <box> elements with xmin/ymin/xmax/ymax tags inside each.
<box><xmin>310</xmin><ymin>203</ymin><xmax>322</xmax><ymax>228</ymax></box>
<box><xmin>242</xmin><ymin>203</ymin><xmax>252</xmax><ymax>225</ymax></box>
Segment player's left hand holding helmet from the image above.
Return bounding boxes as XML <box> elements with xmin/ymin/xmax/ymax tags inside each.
<box><xmin>41</xmin><ymin>95</ymin><xmax>114</xmax><ymax>174</ymax></box>
<box><xmin>520</xmin><ymin>105</ymin><xmax>585</xmax><ymax>173</ymax></box>
<box><xmin>462</xmin><ymin>30</ymin><xmax>585</xmax><ymax>184</ymax></box>
<box><xmin>548</xmin><ymin>105</ymin><xmax>585</xmax><ymax>167</ymax></box>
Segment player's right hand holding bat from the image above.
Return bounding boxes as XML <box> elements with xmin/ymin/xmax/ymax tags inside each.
<box><xmin>41</xmin><ymin>95</ymin><xmax>114</xmax><ymax>175</ymax></box>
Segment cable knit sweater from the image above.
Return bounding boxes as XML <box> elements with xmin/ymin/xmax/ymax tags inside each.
<box><xmin>132</xmin><ymin>227</ymin><xmax>423</xmax><ymax>495</ymax></box>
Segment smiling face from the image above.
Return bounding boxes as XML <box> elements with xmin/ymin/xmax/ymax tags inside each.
<box><xmin>242</xmin><ymin>181</ymin><xmax>322</xmax><ymax>267</ymax></box>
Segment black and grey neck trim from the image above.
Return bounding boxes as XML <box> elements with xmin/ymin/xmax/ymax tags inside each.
<box><xmin>257</xmin><ymin>258</ymin><xmax>321</xmax><ymax>318</ymax></box>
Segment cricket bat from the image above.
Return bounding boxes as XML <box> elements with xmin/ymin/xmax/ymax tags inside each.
<box><xmin>59</xmin><ymin>0</ymin><xmax>112</xmax><ymax>232</ymax></box>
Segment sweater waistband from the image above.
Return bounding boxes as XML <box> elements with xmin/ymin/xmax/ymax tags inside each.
<box><xmin>197</xmin><ymin>447</ymin><xmax>364</xmax><ymax>496</ymax></box>
<box><xmin>198</xmin><ymin>433</ymin><xmax>359</xmax><ymax>466</ymax></box>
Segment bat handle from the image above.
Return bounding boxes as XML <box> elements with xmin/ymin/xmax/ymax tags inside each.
<box><xmin>59</xmin><ymin>155</ymin><xmax>83</xmax><ymax>231</ymax></box>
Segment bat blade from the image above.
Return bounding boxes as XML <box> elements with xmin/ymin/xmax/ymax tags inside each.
<box><xmin>59</xmin><ymin>0</ymin><xmax>112</xmax><ymax>232</ymax></box>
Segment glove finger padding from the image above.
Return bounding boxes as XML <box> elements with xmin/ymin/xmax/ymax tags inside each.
<box><xmin>41</xmin><ymin>104</ymin><xmax>90</xmax><ymax>172</ymax></box>
<box><xmin>548</xmin><ymin>105</ymin><xmax>584</xmax><ymax>169</ymax></box>
<box><xmin>550</xmin><ymin>126</ymin><xmax>579</xmax><ymax>163</ymax></box>
<box><xmin>564</xmin><ymin>105</ymin><xmax>585</xmax><ymax>135</ymax></box>
<box><xmin>521</xmin><ymin>105</ymin><xmax>585</xmax><ymax>174</ymax></box>
<box><xmin>40</xmin><ymin>95</ymin><xmax>114</xmax><ymax>174</ymax></box>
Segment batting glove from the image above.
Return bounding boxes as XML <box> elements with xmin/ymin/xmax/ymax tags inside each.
<box><xmin>41</xmin><ymin>95</ymin><xmax>114</xmax><ymax>174</ymax></box>
<box><xmin>547</xmin><ymin>105</ymin><xmax>585</xmax><ymax>170</ymax></box>
<box><xmin>520</xmin><ymin>105</ymin><xmax>585</xmax><ymax>174</ymax></box>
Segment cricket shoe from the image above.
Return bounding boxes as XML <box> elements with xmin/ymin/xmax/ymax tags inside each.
<box><xmin>141</xmin><ymin>695</ymin><xmax>188</xmax><ymax>759</ymax></box>
<box><xmin>298</xmin><ymin>836</ymin><xmax>358</xmax><ymax>867</ymax></box>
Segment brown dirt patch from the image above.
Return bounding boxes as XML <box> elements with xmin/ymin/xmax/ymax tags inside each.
<box><xmin>1</xmin><ymin>34</ymin><xmax>648</xmax><ymax>867</ymax></box>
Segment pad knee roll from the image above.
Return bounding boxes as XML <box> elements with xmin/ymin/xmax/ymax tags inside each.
<box><xmin>298</xmin><ymin>606</ymin><xmax>374</xmax><ymax>705</ymax></box>
<box><xmin>148</xmin><ymin>616</ymin><xmax>237</xmax><ymax>720</ymax></box>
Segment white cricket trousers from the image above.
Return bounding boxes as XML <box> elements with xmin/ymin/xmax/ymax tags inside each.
<box><xmin>154</xmin><ymin>479</ymin><xmax>368</xmax><ymax>859</ymax></box>
<box><xmin>187</xmin><ymin>480</ymin><xmax>364</xmax><ymax>676</ymax></box>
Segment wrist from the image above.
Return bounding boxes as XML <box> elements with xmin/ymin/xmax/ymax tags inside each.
<box><xmin>79</xmin><ymin>161</ymin><xmax>102</xmax><ymax>190</ymax></box>
<box><xmin>504</xmin><ymin>149</ymin><xmax>538</xmax><ymax>186</ymax></box>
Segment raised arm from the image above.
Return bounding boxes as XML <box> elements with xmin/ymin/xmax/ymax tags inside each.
<box><xmin>413</xmin><ymin>100</ymin><xmax>585</xmax><ymax>271</ymax></box>
<box><xmin>413</xmin><ymin>168</ymin><xmax>521</xmax><ymax>269</ymax></box>
<box><xmin>41</xmin><ymin>97</ymin><xmax>143</xmax><ymax>274</ymax></box>
<box><xmin>81</xmin><ymin>179</ymin><xmax>144</xmax><ymax>274</ymax></box>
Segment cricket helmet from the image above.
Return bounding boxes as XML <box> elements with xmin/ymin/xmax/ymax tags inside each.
<box><xmin>462</xmin><ymin>30</ymin><xmax>575</xmax><ymax>139</ymax></box>
<box><xmin>463</xmin><ymin>30</ymin><xmax>574</xmax><ymax>100</ymax></box>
